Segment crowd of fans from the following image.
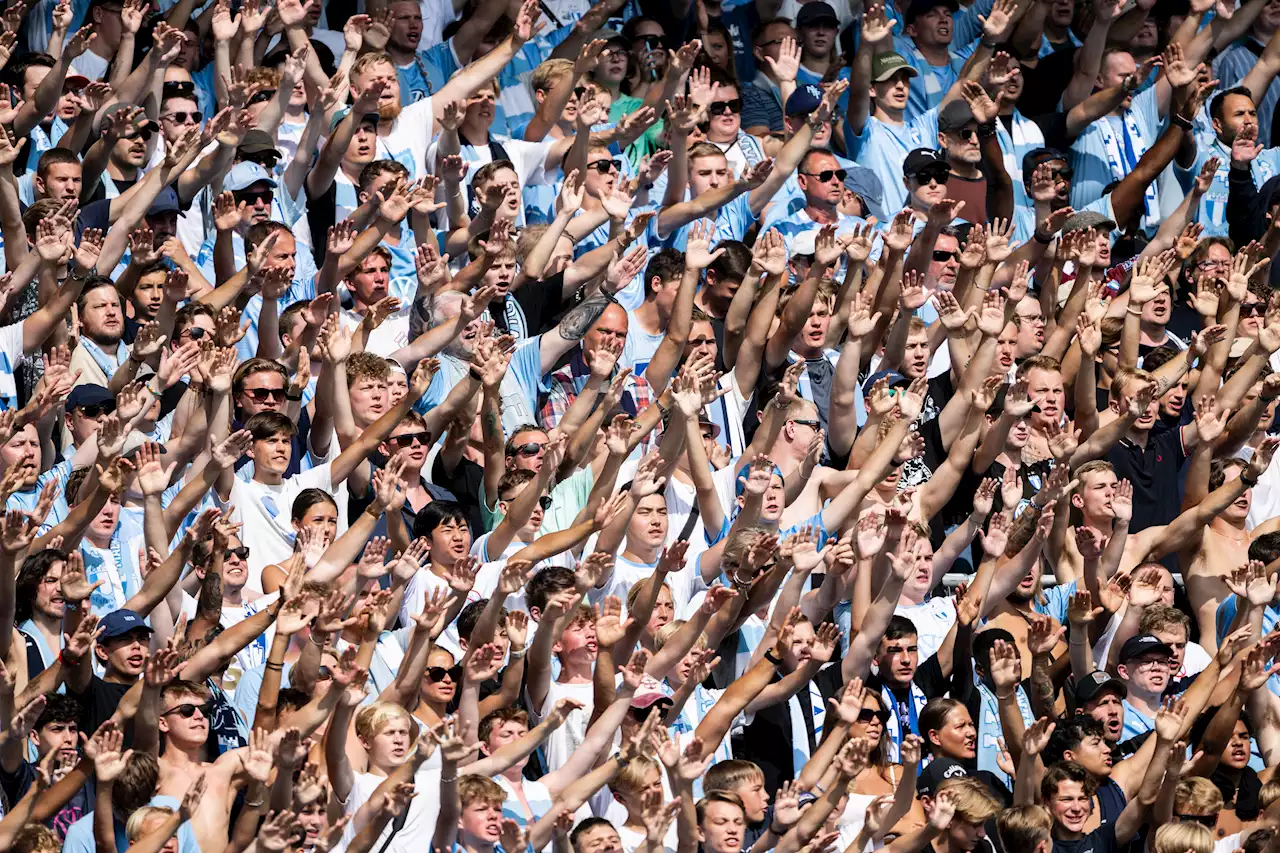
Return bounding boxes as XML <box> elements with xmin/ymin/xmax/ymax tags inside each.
<box><xmin>6</xmin><ymin>1</ymin><xmax>1280</xmax><ymax>853</ymax></box>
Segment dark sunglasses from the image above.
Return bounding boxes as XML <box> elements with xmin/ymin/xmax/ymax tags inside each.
<box><xmin>709</xmin><ymin>98</ymin><xmax>742</xmax><ymax>115</ymax></box>
<box><xmin>244</xmin><ymin>387</ymin><xmax>286</xmax><ymax>401</ymax></box>
<box><xmin>162</xmin><ymin>702</ymin><xmax>213</xmax><ymax>718</ymax></box>
<box><xmin>498</xmin><ymin>494</ymin><xmax>553</xmax><ymax>510</ymax></box>
<box><xmin>949</xmin><ymin>126</ymin><xmax>978</xmax><ymax>140</ymax></box>
<box><xmin>389</xmin><ymin>431</ymin><xmax>430</xmax><ymax>448</ymax></box>
<box><xmin>588</xmin><ymin>159</ymin><xmax>622</xmax><ymax>174</ymax></box>
<box><xmin>1242</xmin><ymin>303</ymin><xmax>1266</xmax><ymax>317</ymax></box>
<box><xmin>858</xmin><ymin>707</ymin><xmax>891</xmax><ymax>723</ymax></box>
<box><xmin>913</xmin><ymin>169</ymin><xmax>951</xmax><ymax>185</ymax></box>
<box><xmin>234</xmin><ymin>189</ymin><xmax>273</xmax><ymax>206</ymax></box>
<box><xmin>1175</xmin><ymin>814</ymin><xmax>1218</xmax><ymax>828</ymax></box>
<box><xmin>639</xmin><ymin>35</ymin><xmax>664</xmax><ymax>48</ymax></box>
<box><xmin>632</xmin><ymin>702</ymin><xmax>671</xmax><ymax>721</ymax></box>
<box><xmin>427</xmin><ymin>666</ymin><xmax>462</xmax><ymax>682</ymax></box>
<box><xmin>1047</xmin><ymin>166</ymin><xmax>1074</xmax><ymax>180</ymax></box>
<box><xmin>163</xmin><ymin>81</ymin><xmax>196</xmax><ymax>95</ymax></box>
<box><xmin>163</xmin><ymin>110</ymin><xmax>202</xmax><ymax>125</ymax></box>
<box><xmin>122</xmin><ymin>128</ymin><xmax>154</xmax><ymax>142</ymax></box>
<box><xmin>224</xmin><ymin>545</ymin><xmax>250</xmax><ymax>560</ymax></box>
<box><xmin>932</xmin><ymin>250</ymin><xmax>959</xmax><ymax>262</ymax></box>
<box><xmin>803</xmin><ymin>168</ymin><xmax>847</xmax><ymax>183</ymax></box>
<box><xmin>75</xmin><ymin>402</ymin><xmax>116</xmax><ymax>418</ymax></box>
<box><xmin>790</xmin><ymin>418</ymin><xmax>821</xmax><ymax>429</ymax></box>
<box><xmin>512</xmin><ymin>442</ymin><xmax>544</xmax><ymax>457</ymax></box>
<box><xmin>182</xmin><ymin>327</ymin><xmax>208</xmax><ymax>340</ymax></box>
<box><xmin>317</xmin><ymin>666</ymin><xmax>333</xmax><ymax>680</ymax></box>
<box><xmin>247</xmin><ymin>90</ymin><xmax>275</xmax><ymax>106</ymax></box>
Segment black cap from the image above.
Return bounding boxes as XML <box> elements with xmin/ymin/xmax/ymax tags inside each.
<box><xmin>905</xmin><ymin>0</ymin><xmax>959</xmax><ymax>23</ymax></box>
<box><xmin>903</xmin><ymin>147</ymin><xmax>946</xmax><ymax>178</ymax></box>
<box><xmin>938</xmin><ymin>99</ymin><xmax>975</xmax><ymax>133</ymax></box>
<box><xmin>1118</xmin><ymin>634</ymin><xmax>1173</xmax><ymax>664</ymax></box>
<box><xmin>916</xmin><ymin>756</ymin><xmax>970</xmax><ymax>797</ymax></box>
<box><xmin>67</xmin><ymin>384</ymin><xmax>115</xmax><ymax>412</ymax></box>
<box><xmin>796</xmin><ymin>1</ymin><xmax>840</xmax><ymax>27</ymax></box>
<box><xmin>1021</xmin><ymin>147</ymin><xmax>1069</xmax><ymax>177</ymax></box>
<box><xmin>1072</xmin><ymin>669</ymin><xmax>1127</xmax><ymax>706</ymax></box>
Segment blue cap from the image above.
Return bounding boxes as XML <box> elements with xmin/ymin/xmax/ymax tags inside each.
<box><xmin>224</xmin><ymin>162</ymin><xmax>277</xmax><ymax>193</ymax></box>
<box><xmin>862</xmin><ymin>369</ymin><xmax>911</xmax><ymax>395</ymax></box>
<box><xmin>785</xmin><ymin>83</ymin><xmax>824</xmax><ymax>116</ymax></box>
<box><xmin>147</xmin><ymin>187</ymin><xmax>180</xmax><ymax>216</ymax></box>
<box><xmin>99</xmin><ymin>609</ymin><xmax>153</xmax><ymax>640</ymax></box>
<box><xmin>734</xmin><ymin>463</ymin><xmax>786</xmax><ymax>497</ymax></box>
<box><xmin>67</xmin><ymin>384</ymin><xmax>114</xmax><ymax>412</ymax></box>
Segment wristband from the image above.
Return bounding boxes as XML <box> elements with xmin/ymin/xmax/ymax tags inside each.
<box><xmin>764</xmin><ymin>649</ymin><xmax>783</xmax><ymax>665</ymax></box>
<box><xmin>1242</xmin><ymin>473</ymin><xmax>1259</xmax><ymax>488</ymax></box>
<box><xmin>59</xmin><ymin>649</ymin><xmax>80</xmax><ymax>668</ymax></box>
<box><xmin>980</xmin><ymin>36</ymin><xmax>1000</xmax><ymax>48</ymax></box>
<box><xmin>508</xmin><ymin>645</ymin><xmax>527</xmax><ymax>658</ymax></box>
<box><xmin>770</xmin><ymin>823</ymin><xmax>787</xmax><ymax>835</ymax></box>
<box><xmin>1171</xmin><ymin>113</ymin><xmax>1193</xmax><ymax>131</ymax></box>
<box><xmin>1033</xmin><ymin>230</ymin><xmax>1053</xmax><ymax>245</ymax></box>
<box><xmin>976</xmin><ymin>120</ymin><xmax>997</xmax><ymax>140</ymax></box>
<box><xmin>285</xmin><ymin>390</ymin><xmax>303</xmax><ymax>401</ymax></box>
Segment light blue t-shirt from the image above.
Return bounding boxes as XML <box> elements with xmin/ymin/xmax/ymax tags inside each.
<box><xmin>61</xmin><ymin>796</ymin><xmax>201</xmax><ymax>853</ymax></box>
<box><xmin>893</xmin><ymin>35</ymin><xmax>978</xmax><ymax>121</ymax></box>
<box><xmin>848</xmin><ymin>108</ymin><xmax>940</xmax><ymax>215</ymax></box>
<box><xmin>414</xmin><ymin>339</ymin><xmax>543</xmax><ymax>436</ymax></box>
<box><xmin>1069</xmin><ymin>86</ymin><xmax>1162</xmax><ymax>224</ymax></box>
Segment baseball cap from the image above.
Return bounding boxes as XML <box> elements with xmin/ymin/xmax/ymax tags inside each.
<box><xmin>631</xmin><ymin>675</ymin><xmax>673</xmax><ymax>709</ymax></box>
<box><xmin>734</xmin><ymin>463</ymin><xmax>787</xmax><ymax>497</ymax></box>
<box><xmin>916</xmin><ymin>756</ymin><xmax>970</xmax><ymax>797</ymax></box>
<box><xmin>147</xmin><ymin>187</ymin><xmax>181</xmax><ymax>216</ymax></box>
<box><xmin>871</xmin><ymin>52</ymin><xmax>919</xmax><ymax>83</ymax></box>
<box><xmin>63</xmin><ymin>74</ymin><xmax>90</xmax><ymax>91</ymax></box>
<box><xmin>1118</xmin><ymin>634</ymin><xmax>1173</xmax><ymax>664</ymax></box>
<box><xmin>1072</xmin><ymin>669</ymin><xmax>1127</xmax><ymax>705</ymax></box>
<box><xmin>792</xmin><ymin>230</ymin><xmax>819</xmax><ymax>257</ymax></box>
<box><xmin>697</xmin><ymin>416</ymin><xmax>722</xmax><ymax>439</ymax></box>
<box><xmin>905</xmin><ymin>0</ymin><xmax>959</xmax><ymax>23</ymax></box>
<box><xmin>329</xmin><ymin>107</ymin><xmax>380</xmax><ymax>133</ymax></box>
<box><xmin>903</xmin><ymin>147</ymin><xmax>946</xmax><ymax>178</ymax></box>
<box><xmin>786</xmin><ymin>83</ymin><xmax>825</xmax><ymax>116</ymax></box>
<box><xmin>224</xmin><ymin>162</ymin><xmax>278</xmax><ymax>193</ymax></box>
<box><xmin>1022</xmin><ymin>147</ymin><xmax>1069</xmax><ymax>176</ymax></box>
<box><xmin>862</xmin><ymin>369</ymin><xmax>911</xmax><ymax>395</ymax></box>
<box><xmin>67</xmin><ymin>384</ymin><xmax>115</xmax><ymax>412</ymax></box>
<box><xmin>938</xmin><ymin>99</ymin><xmax>975</xmax><ymax>133</ymax></box>
<box><xmin>99</xmin><ymin>609</ymin><xmax>154</xmax><ymax>640</ymax></box>
<box><xmin>796</xmin><ymin>1</ymin><xmax>839</xmax><ymax>27</ymax></box>
<box><xmin>843</xmin><ymin>167</ymin><xmax>885</xmax><ymax>222</ymax></box>
<box><xmin>1061</xmin><ymin>210</ymin><xmax>1117</xmax><ymax>234</ymax></box>
<box><xmin>238</xmin><ymin>130</ymin><xmax>282</xmax><ymax>159</ymax></box>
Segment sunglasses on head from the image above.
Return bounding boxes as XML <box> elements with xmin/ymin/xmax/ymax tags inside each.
<box><xmin>803</xmin><ymin>168</ymin><xmax>847</xmax><ymax>183</ymax></box>
<box><xmin>389</xmin><ymin>431</ymin><xmax>430</xmax><ymax>449</ymax></box>
<box><xmin>710</xmin><ymin>98</ymin><xmax>742</xmax><ymax>115</ymax></box>
<box><xmin>163</xmin><ymin>702</ymin><xmax>212</xmax><ymax>718</ymax></box>
<box><xmin>1242</xmin><ymin>303</ymin><xmax>1266</xmax><ymax>317</ymax></box>
<box><xmin>858</xmin><ymin>707</ymin><xmax>891</xmax><ymax>723</ymax></box>
<box><xmin>224</xmin><ymin>545</ymin><xmax>250</xmax><ymax>560</ymax></box>
<box><xmin>427</xmin><ymin>665</ymin><xmax>462</xmax><ymax>682</ymax></box>
<box><xmin>512</xmin><ymin>442</ymin><xmax>544</xmax><ymax>457</ymax></box>
<box><xmin>932</xmin><ymin>249</ymin><xmax>959</xmax><ymax>262</ymax></box>
<box><xmin>235</xmin><ymin>189</ymin><xmax>273</xmax><ymax>206</ymax></box>
<box><xmin>588</xmin><ymin>158</ymin><xmax>622</xmax><ymax>174</ymax></box>
<box><xmin>163</xmin><ymin>110</ymin><xmax>202</xmax><ymax>125</ymax></box>
<box><xmin>245</xmin><ymin>387</ymin><xmax>286</xmax><ymax>401</ymax></box>
<box><xmin>913</xmin><ymin>169</ymin><xmax>951</xmax><ymax>185</ymax></box>
<box><xmin>76</xmin><ymin>402</ymin><xmax>116</xmax><ymax>418</ymax></box>
<box><xmin>1175</xmin><ymin>814</ymin><xmax>1218</xmax><ymax>828</ymax></box>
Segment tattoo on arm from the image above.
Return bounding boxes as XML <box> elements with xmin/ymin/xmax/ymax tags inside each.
<box><xmin>558</xmin><ymin>294</ymin><xmax>611</xmax><ymax>341</ymax></box>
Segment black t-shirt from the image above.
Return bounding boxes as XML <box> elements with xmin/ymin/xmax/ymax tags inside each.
<box><xmin>70</xmin><ymin>676</ymin><xmax>133</xmax><ymax>745</ymax></box>
<box><xmin>85</xmin><ymin>176</ymin><xmax>139</xmax><ymax>206</ymax></box>
<box><xmin>0</xmin><ymin>759</ymin><xmax>92</xmax><ymax>836</ymax></box>
<box><xmin>1053</xmin><ymin>823</ymin><xmax>1118</xmax><ymax>853</ymax></box>
<box><xmin>915</xmin><ymin>756</ymin><xmax>1012</xmax><ymax>805</ymax></box>
<box><xmin>731</xmin><ymin>662</ymin><xmax>845</xmax><ymax>792</ymax></box>
<box><xmin>512</xmin><ymin>273</ymin><xmax>581</xmax><ymax>338</ymax></box>
<box><xmin>1104</xmin><ymin>428</ymin><xmax>1188</xmax><ymax>535</ymax></box>
<box><xmin>307</xmin><ymin>181</ymin><xmax>340</xmax><ymax>270</ymax></box>
<box><xmin>430</xmin><ymin>453</ymin><xmax>486</xmax><ymax>534</ymax></box>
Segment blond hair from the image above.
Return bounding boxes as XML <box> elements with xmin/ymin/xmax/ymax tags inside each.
<box><xmin>610</xmin><ymin>756</ymin><xmax>660</xmax><ymax>799</ymax></box>
<box><xmin>531</xmin><ymin>58</ymin><xmax>574</xmax><ymax>92</ymax></box>
<box><xmin>1154</xmin><ymin>822</ymin><xmax>1214</xmax><ymax>853</ymax></box>
<box><xmin>1175</xmin><ymin>777</ymin><xmax>1225</xmax><ymax>814</ymax></box>
<box><xmin>934</xmin><ymin>777</ymin><xmax>1001</xmax><ymax>824</ymax></box>
<box><xmin>459</xmin><ymin>775</ymin><xmax>506</xmax><ymax>808</ymax></box>
<box><xmin>126</xmin><ymin>807</ymin><xmax>174</xmax><ymax>843</ymax></box>
<box><xmin>355</xmin><ymin>701</ymin><xmax>416</xmax><ymax>741</ymax></box>
<box><xmin>996</xmin><ymin>805</ymin><xmax>1052</xmax><ymax>852</ymax></box>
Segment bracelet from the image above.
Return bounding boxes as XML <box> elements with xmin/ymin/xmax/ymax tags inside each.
<box><xmin>441</xmin><ymin>775</ymin><xmax>459</xmax><ymax>784</ymax></box>
<box><xmin>976</xmin><ymin>120</ymin><xmax>997</xmax><ymax>140</ymax></box>
<box><xmin>285</xmin><ymin>390</ymin><xmax>303</xmax><ymax>401</ymax></box>
<box><xmin>59</xmin><ymin>649</ymin><xmax>80</xmax><ymax>668</ymax></box>
<box><xmin>1126</xmin><ymin>307</ymin><xmax>1144</xmax><ymax>315</ymax></box>
<box><xmin>265</xmin><ymin>661</ymin><xmax>284</xmax><ymax>671</ymax></box>
<box><xmin>770</xmin><ymin>823</ymin><xmax>787</xmax><ymax>835</ymax></box>
<box><xmin>995</xmin><ymin>691</ymin><xmax>1015</xmax><ymax>700</ymax></box>
<box><xmin>244</xmin><ymin>799</ymin><xmax>265</xmax><ymax>808</ymax></box>
<box><xmin>764</xmin><ymin>649</ymin><xmax>783</xmax><ymax>665</ymax></box>
<box><xmin>310</xmin><ymin>632</ymin><xmax>328</xmax><ymax>647</ymax></box>
<box><xmin>69</xmin><ymin>268</ymin><xmax>89</xmax><ymax>282</ymax></box>
<box><xmin>508</xmin><ymin>645</ymin><xmax>527</xmax><ymax>658</ymax></box>
<box><xmin>1242</xmin><ymin>473</ymin><xmax>1259</xmax><ymax>487</ymax></box>
<box><xmin>980</xmin><ymin>36</ymin><xmax>1000</xmax><ymax>48</ymax></box>
<box><xmin>1171</xmin><ymin>113</ymin><xmax>1194</xmax><ymax>131</ymax></box>
<box><xmin>1033</xmin><ymin>230</ymin><xmax>1053</xmax><ymax>245</ymax></box>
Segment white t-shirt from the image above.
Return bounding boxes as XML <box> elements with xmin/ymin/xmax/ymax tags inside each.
<box><xmin>226</xmin><ymin>461</ymin><xmax>346</xmax><ymax>591</ymax></box>
<box><xmin>424</xmin><ymin>135</ymin><xmax>556</xmax><ymax>228</ymax></box>
<box><xmin>179</xmin><ymin>592</ymin><xmax>280</xmax><ymax>698</ymax></box>
<box><xmin>381</xmin><ymin>97</ymin><xmax>437</xmax><ymax>180</ymax></box>
<box><xmin>340</xmin><ymin>304</ymin><xmax>412</xmax><ymax>357</ymax></box>
<box><xmin>341</xmin><ymin>757</ymin><xmax>442</xmax><ymax>853</ymax></box>
<box><xmin>894</xmin><ymin>596</ymin><xmax>957</xmax><ymax>663</ymax></box>
<box><xmin>530</xmin><ymin>680</ymin><xmax>593</xmax><ymax>772</ymax></box>
<box><xmin>70</xmin><ymin>49</ymin><xmax>110</xmax><ymax>81</ymax></box>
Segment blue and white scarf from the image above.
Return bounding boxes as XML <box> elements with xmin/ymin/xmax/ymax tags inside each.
<box><xmin>79</xmin><ymin>337</ymin><xmax>129</xmax><ymax>381</ymax></box>
<box><xmin>882</xmin><ymin>679</ymin><xmax>928</xmax><ymax>763</ymax></box>
<box><xmin>1098</xmin><ymin>111</ymin><xmax>1159</xmax><ymax>232</ymax></box>
<box><xmin>976</xmin><ymin>678</ymin><xmax>1034</xmax><ymax>790</ymax></box>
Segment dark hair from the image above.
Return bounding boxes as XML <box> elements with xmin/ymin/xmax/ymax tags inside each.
<box><xmin>34</xmin><ymin>692</ymin><xmax>82</xmax><ymax>731</ymax></box>
<box><xmin>358</xmin><ymin>159</ymin><xmax>410</xmax><ymax>193</ymax></box>
<box><xmin>15</xmin><ymin>549</ymin><xmax>69</xmax><ymax>623</ymax></box>
<box><xmin>570</xmin><ymin>818</ymin><xmax>617</xmax><ymax>853</ymax></box>
<box><xmin>750</xmin><ymin>17</ymin><xmax>794</xmax><ymax>46</ymax></box>
<box><xmin>244</xmin><ymin>411</ymin><xmax>296</xmax><ymax>441</ymax></box>
<box><xmin>292</xmin><ymin>488</ymin><xmax>338</xmax><ymax>522</ymax></box>
<box><xmin>621</xmin><ymin>15</ymin><xmax>663</xmax><ymax>43</ymax></box>
<box><xmin>504</xmin><ymin>424</ymin><xmax>547</xmax><ymax>458</ymax></box>
<box><xmin>1209</xmin><ymin>457</ymin><xmax>1247</xmax><ymax>492</ymax></box>
<box><xmin>973</xmin><ymin>627</ymin><xmax>1015</xmax><ymax>674</ymax></box>
<box><xmin>4</xmin><ymin>53</ymin><xmax>54</xmax><ymax>90</ymax></box>
<box><xmin>527</xmin><ymin>566</ymin><xmax>576</xmax><ymax>613</ymax></box>
<box><xmin>65</xmin><ymin>468</ymin><xmax>90</xmax><ymax>505</ymax></box>
<box><xmin>1249</xmin><ymin>531</ymin><xmax>1280</xmax><ymax>565</ymax></box>
<box><xmin>644</xmin><ymin>249</ymin><xmax>685</xmax><ymax>299</ymax></box>
<box><xmin>1043</xmin><ymin>714</ymin><xmax>1106</xmax><ymax>766</ymax></box>
<box><xmin>1141</xmin><ymin>346</ymin><xmax>1178</xmax><ymax>372</ymax></box>
<box><xmin>1041</xmin><ymin>760</ymin><xmax>1098</xmax><ymax>800</ymax></box>
<box><xmin>245</xmin><ymin>221</ymin><xmax>292</xmax><ymax>252</ymax></box>
<box><xmin>76</xmin><ymin>278</ymin><xmax>122</xmax><ymax>314</ymax></box>
<box><xmin>1244</xmin><ymin>828</ymin><xmax>1275</xmax><ymax>853</ymax></box>
<box><xmin>111</xmin><ymin>752</ymin><xmax>160</xmax><ymax>814</ymax></box>
<box><xmin>706</xmin><ymin>240</ymin><xmax>752</xmax><ymax>284</ymax></box>
<box><xmin>277</xmin><ymin>687</ymin><xmax>311</xmax><ymax>714</ymax></box>
<box><xmin>1210</xmin><ymin>85</ymin><xmax>1255</xmax><ymax>123</ymax></box>
<box><xmin>173</xmin><ymin>302</ymin><xmax>215</xmax><ymax>342</ymax></box>
<box><xmin>413</xmin><ymin>501</ymin><xmax>471</xmax><ymax>541</ymax></box>
<box><xmin>885</xmin><ymin>614</ymin><xmax>919</xmax><ymax>641</ymax></box>
<box><xmin>457</xmin><ymin>599</ymin><xmax>505</xmax><ymax>643</ymax></box>
<box><xmin>36</xmin><ymin>148</ymin><xmax>80</xmax><ymax>182</ymax></box>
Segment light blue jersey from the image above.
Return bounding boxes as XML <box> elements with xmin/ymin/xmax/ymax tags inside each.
<box><xmin>893</xmin><ymin>35</ymin><xmax>977</xmax><ymax>121</ymax></box>
<box><xmin>847</xmin><ymin>108</ymin><xmax>940</xmax><ymax>215</ymax></box>
<box><xmin>1069</xmin><ymin>86</ymin><xmax>1163</xmax><ymax>230</ymax></box>
<box><xmin>1187</xmin><ymin>138</ymin><xmax>1280</xmax><ymax>236</ymax></box>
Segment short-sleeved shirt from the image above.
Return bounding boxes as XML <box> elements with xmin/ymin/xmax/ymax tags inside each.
<box><xmin>1103</xmin><ymin>428</ymin><xmax>1188</xmax><ymax>533</ymax></box>
<box><xmin>1070</xmin><ymin>86</ymin><xmax>1162</xmax><ymax>217</ymax></box>
<box><xmin>69</xmin><ymin>676</ymin><xmax>132</xmax><ymax>745</ymax></box>
<box><xmin>1052</xmin><ymin>817</ymin><xmax>1118</xmax><ymax>853</ymax></box>
<box><xmin>847</xmin><ymin>109</ymin><xmax>940</xmax><ymax>215</ymax></box>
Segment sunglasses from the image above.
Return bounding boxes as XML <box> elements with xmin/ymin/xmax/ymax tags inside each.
<box><xmin>932</xmin><ymin>250</ymin><xmax>959</xmax><ymax>262</ymax></box>
<box><xmin>913</xmin><ymin>169</ymin><xmax>951</xmax><ymax>185</ymax></box>
<box><xmin>163</xmin><ymin>110</ymin><xmax>202</xmax><ymax>125</ymax></box>
<box><xmin>858</xmin><ymin>707</ymin><xmax>891</xmax><ymax>723</ymax></box>
<box><xmin>244</xmin><ymin>387</ymin><xmax>286</xmax><ymax>401</ymax></box>
<box><xmin>122</xmin><ymin>128</ymin><xmax>154</xmax><ymax>142</ymax></box>
<box><xmin>427</xmin><ymin>666</ymin><xmax>462</xmax><ymax>682</ymax></box>
<box><xmin>1175</xmin><ymin>814</ymin><xmax>1218</xmax><ymax>828</ymax></box>
<box><xmin>803</xmin><ymin>168</ymin><xmax>847</xmax><ymax>183</ymax></box>
<box><xmin>632</xmin><ymin>702</ymin><xmax>671</xmax><ymax>721</ymax></box>
<box><xmin>639</xmin><ymin>35</ymin><xmax>664</xmax><ymax>48</ymax></box>
<box><xmin>709</xmin><ymin>98</ymin><xmax>742</xmax><ymax>115</ymax></box>
<box><xmin>790</xmin><ymin>418</ymin><xmax>821</xmax><ymax>429</ymax></box>
<box><xmin>949</xmin><ymin>126</ymin><xmax>978</xmax><ymax>140</ymax></box>
<box><xmin>234</xmin><ymin>189</ymin><xmax>273</xmax><ymax>206</ymax></box>
<box><xmin>224</xmin><ymin>545</ymin><xmax>250</xmax><ymax>560</ymax></box>
<box><xmin>162</xmin><ymin>702</ymin><xmax>213</xmax><ymax>719</ymax></box>
<box><xmin>1242</xmin><ymin>303</ymin><xmax>1266</xmax><ymax>317</ymax></box>
<box><xmin>588</xmin><ymin>159</ymin><xmax>622</xmax><ymax>174</ymax></box>
<box><xmin>512</xmin><ymin>442</ymin><xmax>544</xmax><ymax>457</ymax></box>
<box><xmin>182</xmin><ymin>327</ymin><xmax>208</xmax><ymax>340</ymax></box>
<box><xmin>389</xmin><ymin>431</ymin><xmax>430</xmax><ymax>448</ymax></box>
<box><xmin>499</xmin><ymin>494</ymin><xmax>554</xmax><ymax>510</ymax></box>
<box><xmin>1046</xmin><ymin>166</ymin><xmax>1074</xmax><ymax>180</ymax></box>
<box><xmin>247</xmin><ymin>90</ymin><xmax>275</xmax><ymax>105</ymax></box>
<box><xmin>75</xmin><ymin>402</ymin><xmax>116</xmax><ymax>418</ymax></box>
